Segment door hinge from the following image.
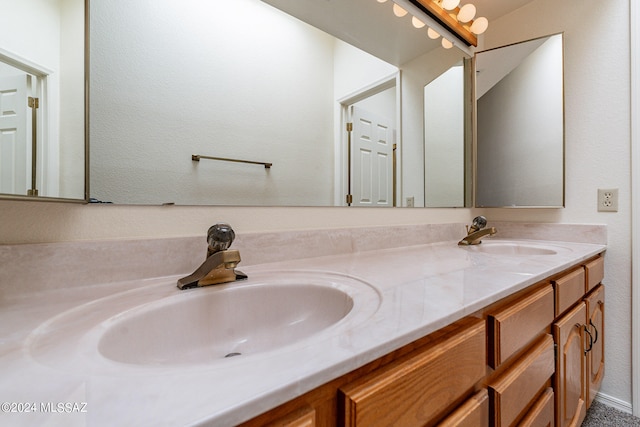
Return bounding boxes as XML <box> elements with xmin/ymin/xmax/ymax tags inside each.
<box><xmin>346</xmin><ymin>194</ymin><xmax>353</xmax><ymax>205</ymax></box>
<box><xmin>28</xmin><ymin>97</ymin><xmax>39</xmax><ymax>109</ymax></box>
<box><xmin>346</xmin><ymin>122</ymin><xmax>353</xmax><ymax>132</ymax></box>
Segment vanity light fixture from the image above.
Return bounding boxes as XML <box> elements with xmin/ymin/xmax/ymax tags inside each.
<box><xmin>393</xmin><ymin>3</ymin><xmax>409</xmax><ymax>17</ymax></box>
<box><xmin>382</xmin><ymin>0</ymin><xmax>489</xmax><ymax>47</ymax></box>
<box><xmin>412</xmin><ymin>16</ymin><xmax>426</xmax><ymax>28</ymax></box>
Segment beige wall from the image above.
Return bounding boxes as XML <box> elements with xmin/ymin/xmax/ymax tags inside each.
<box><xmin>0</xmin><ymin>0</ymin><xmax>632</xmax><ymax>411</ymax></box>
<box><xmin>483</xmin><ymin>0</ymin><xmax>631</xmax><ymax>409</ymax></box>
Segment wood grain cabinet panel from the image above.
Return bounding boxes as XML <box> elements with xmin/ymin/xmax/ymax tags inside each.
<box><xmin>437</xmin><ymin>389</ymin><xmax>489</xmax><ymax>427</ymax></box>
<box><xmin>339</xmin><ymin>319</ymin><xmax>486</xmax><ymax>427</ymax></box>
<box><xmin>266</xmin><ymin>406</ymin><xmax>316</xmax><ymax>427</ymax></box>
<box><xmin>553</xmin><ymin>268</ymin><xmax>586</xmax><ymax>317</ymax></box>
<box><xmin>519</xmin><ymin>387</ymin><xmax>554</xmax><ymax>427</ymax></box>
<box><xmin>584</xmin><ymin>257</ymin><xmax>604</xmax><ymax>292</ymax></box>
<box><xmin>488</xmin><ymin>334</ymin><xmax>555</xmax><ymax>427</ymax></box>
<box><xmin>585</xmin><ymin>285</ymin><xmax>605</xmax><ymax>408</ymax></box>
<box><xmin>554</xmin><ymin>302</ymin><xmax>587</xmax><ymax>427</ymax></box>
<box><xmin>488</xmin><ymin>284</ymin><xmax>554</xmax><ymax>368</ymax></box>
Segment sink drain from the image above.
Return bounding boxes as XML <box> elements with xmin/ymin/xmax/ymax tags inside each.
<box><xmin>224</xmin><ymin>352</ymin><xmax>242</xmax><ymax>358</ymax></box>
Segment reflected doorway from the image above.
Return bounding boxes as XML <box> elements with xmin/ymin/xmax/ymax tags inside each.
<box><xmin>339</xmin><ymin>73</ymin><xmax>400</xmax><ymax>207</ymax></box>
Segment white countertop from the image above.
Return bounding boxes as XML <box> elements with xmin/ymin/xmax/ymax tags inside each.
<box><xmin>0</xmin><ymin>238</ymin><xmax>605</xmax><ymax>426</ymax></box>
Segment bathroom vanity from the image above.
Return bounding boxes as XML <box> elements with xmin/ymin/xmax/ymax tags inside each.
<box><xmin>241</xmin><ymin>254</ymin><xmax>604</xmax><ymax>427</ymax></box>
<box><xmin>0</xmin><ymin>223</ymin><xmax>606</xmax><ymax>426</ymax></box>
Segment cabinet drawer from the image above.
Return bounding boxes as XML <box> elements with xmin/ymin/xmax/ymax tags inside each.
<box><xmin>437</xmin><ymin>389</ymin><xmax>489</xmax><ymax>427</ymax></box>
<box><xmin>585</xmin><ymin>257</ymin><xmax>604</xmax><ymax>292</ymax></box>
<box><xmin>340</xmin><ymin>319</ymin><xmax>486</xmax><ymax>427</ymax></box>
<box><xmin>488</xmin><ymin>284</ymin><xmax>554</xmax><ymax>368</ymax></box>
<box><xmin>266</xmin><ymin>406</ymin><xmax>316</xmax><ymax>427</ymax></box>
<box><xmin>519</xmin><ymin>387</ymin><xmax>554</xmax><ymax>427</ymax></box>
<box><xmin>488</xmin><ymin>334</ymin><xmax>555</xmax><ymax>427</ymax></box>
<box><xmin>553</xmin><ymin>268</ymin><xmax>586</xmax><ymax>316</ymax></box>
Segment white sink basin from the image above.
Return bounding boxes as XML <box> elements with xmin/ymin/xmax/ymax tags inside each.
<box><xmin>99</xmin><ymin>282</ymin><xmax>354</xmax><ymax>365</ymax></box>
<box><xmin>28</xmin><ymin>271</ymin><xmax>380</xmax><ymax>371</ymax></box>
<box><xmin>463</xmin><ymin>242</ymin><xmax>559</xmax><ymax>255</ymax></box>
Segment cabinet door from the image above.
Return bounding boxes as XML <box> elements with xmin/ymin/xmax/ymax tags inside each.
<box><xmin>339</xmin><ymin>319</ymin><xmax>486</xmax><ymax>427</ymax></box>
<box><xmin>437</xmin><ymin>389</ymin><xmax>489</xmax><ymax>427</ymax></box>
<box><xmin>553</xmin><ymin>302</ymin><xmax>587</xmax><ymax>427</ymax></box>
<box><xmin>585</xmin><ymin>285</ymin><xmax>605</xmax><ymax>408</ymax></box>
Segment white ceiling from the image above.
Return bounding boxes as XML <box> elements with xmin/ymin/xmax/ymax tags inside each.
<box><xmin>472</xmin><ymin>0</ymin><xmax>536</xmax><ymax>21</ymax></box>
<box><xmin>262</xmin><ymin>0</ymin><xmax>536</xmax><ymax>66</ymax></box>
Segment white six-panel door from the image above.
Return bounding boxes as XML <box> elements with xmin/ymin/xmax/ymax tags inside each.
<box><xmin>350</xmin><ymin>105</ymin><xmax>394</xmax><ymax>207</ymax></box>
<box><xmin>0</xmin><ymin>74</ymin><xmax>28</xmax><ymax>195</ymax></box>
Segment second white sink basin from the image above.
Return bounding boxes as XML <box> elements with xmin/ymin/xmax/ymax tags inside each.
<box><xmin>463</xmin><ymin>241</ymin><xmax>559</xmax><ymax>255</ymax></box>
<box><xmin>99</xmin><ymin>282</ymin><xmax>355</xmax><ymax>365</ymax></box>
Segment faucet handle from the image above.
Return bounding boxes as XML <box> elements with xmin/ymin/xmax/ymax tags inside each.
<box><xmin>207</xmin><ymin>223</ymin><xmax>236</xmax><ymax>257</ymax></box>
<box><xmin>472</xmin><ymin>216</ymin><xmax>487</xmax><ymax>230</ymax></box>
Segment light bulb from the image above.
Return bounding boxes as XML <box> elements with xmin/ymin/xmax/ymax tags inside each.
<box><xmin>441</xmin><ymin>0</ymin><xmax>460</xmax><ymax>10</ymax></box>
<box><xmin>412</xmin><ymin>16</ymin><xmax>426</xmax><ymax>28</ymax></box>
<box><xmin>393</xmin><ymin>4</ymin><xmax>408</xmax><ymax>17</ymax></box>
<box><xmin>457</xmin><ymin>3</ymin><xmax>476</xmax><ymax>23</ymax></box>
<box><xmin>377</xmin><ymin>0</ymin><xmax>387</xmax><ymax>3</ymax></box>
<box><xmin>442</xmin><ymin>38</ymin><xmax>453</xmax><ymax>49</ymax></box>
<box><xmin>427</xmin><ymin>27</ymin><xmax>441</xmax><ymax>39</ymax></box>
<box><xmin>470</xmin><ymin>16</ymin><xmax>488</xmax><ymax>34</ymax></box>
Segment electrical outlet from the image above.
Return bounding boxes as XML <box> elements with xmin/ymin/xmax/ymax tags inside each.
<box><xmin>597</xmin><ymin>188</ymin><xmax>618</xmax><ymax>212</ymax></box>
<box><xmin>406</xmin><ymin>196</ymin><xmax>414</xmax><ymax>207</ymax></box>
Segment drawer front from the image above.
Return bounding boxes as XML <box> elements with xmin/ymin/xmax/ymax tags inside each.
<box><xmin>488</xmin><ymin>284</ymin><xmax>554</xmax><ymax>368</ymax></box>
<box><xmin>585</xmin><ymin>257</ymin><xmax>604</xmax><ymax>292</ymax></box>
<box><xmin>519</xmin><ymin>387</ymin><xmax>554</xmax><ymax>427</ymax></box>
<box><xmin>488</xmin><ymin>334</ymin><xmax>555</xmax><ymax>427</ymax></box>
<box><xmin>340</xmin><ymin>319</ymin><xmax>486</xmax><ymax>427</ymax></box>
<box><xmin>554</xmin><ymin>268</ymin><xmax>586</xmax><ymax>316</ymax></box>
<box><xmin>266</xmin><ymin>407</ymin><xmax>316</xmax><ymax>427</ymax></box>
<box><xmin>437</xmin><ymin>389</ymin><xmax>489</xmax><ymax>427</ymax></box>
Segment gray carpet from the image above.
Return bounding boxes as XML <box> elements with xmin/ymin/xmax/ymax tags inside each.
<box><xmin>583</xmin><ymin>401</ymin><xmax>640</xmax><ymax>426</ymax></box>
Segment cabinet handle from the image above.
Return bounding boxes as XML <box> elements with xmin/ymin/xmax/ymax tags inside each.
<box><xmin>584</xmin><ymin>325</ymin><xmax>594</xmax><ymax>355</ymax></box>
<box><xmin>589</xmin><ymin>320</ymin><xmax>599</xmax><ymax>344</ymax></box>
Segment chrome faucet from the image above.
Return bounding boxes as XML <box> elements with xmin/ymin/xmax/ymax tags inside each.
<box><xmin>177</xmin><ymin>223</ymin><xmax>248</xmax><ymax>289</ymax></box>
<box><xmin>458</xmin><ymin>216</ymin><xmax>497</xmax><ymax>246</ymax></box>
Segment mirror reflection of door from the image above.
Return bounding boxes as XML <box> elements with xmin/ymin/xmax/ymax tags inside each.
<box><xmin>0</xmin><ymin>66</ymin><xmax>35</xmax><ymax>195</ymax></box>
<box><xmin>350</xmin><ymin>105</ymin><xmax>395</xmax><ymax>207</ymax></box>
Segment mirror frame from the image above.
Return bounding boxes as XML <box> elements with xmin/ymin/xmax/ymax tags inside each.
<box><xmin>472</xmin><ymin>32</ymin><xmax>565</xmax><ymax>208</ymax></box>
<box><xmin>0</xmin><ymin>0</ymin><xmax>89</xmax><ymax>204</ymax></box>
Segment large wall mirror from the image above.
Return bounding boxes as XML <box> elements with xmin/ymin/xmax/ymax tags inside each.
<box><xmin>0</xmin><ymin>0</ymin><xmax>86</xmax><ymax>202</ymax></box>
<box><xmin>88</xmin><ymin>0</ymin><xmax>472</xmax><ymax>207</ymax></box>
<box><xmin>475</xmin><ymin>33</ymin><xmax>564</xmax><ymax>208</ymax></box>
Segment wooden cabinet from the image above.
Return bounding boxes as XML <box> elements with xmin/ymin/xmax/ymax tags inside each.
<box><xmin>266</xmin><ymin>407</ymin><xmax>316</xmax><ymax>427</ymax></box>
<box><xmin>488</xmin><ymin>334</ymin><xmax>555</xmax><ymax>427</ymax></box>
<box><xmin>585</xmin><ymin>257</ymin><xmax>604</xmax><ymax>292</ymax></box>
<box><xmin>339</xmin><ymin>319</ymin><xmax>485</xmax><ymax>427</ymax></box>
<box><xmin>553</xmin><ymin>302</ymin><xmax>587</xmax><ymax>427</ymax></box>
<box><xmin>242</xmin><ymin>254</ymin><xmax>605</xmax><ymax>427</ymax></box>
<box><xmin>553</xmin><ymin>268</ymin><xmax>586</xmax><ymax>317</ymax></box>
<box><xmin>553</xmin><ymin>256</ymin><xmax>605</xmax><ymax>427</ymax></box>
<box><xmin>519</xmin><ymin>387</ymin><xmax>554</xmax><ymax>427</ymax></box>
<box><xmin>437</xmin><ymin>389</ymin><xmax>489</xmax><ymax>427</ymax></box>
<box><xmin>487</xmin><ymin>284</ymin><xmax>554</xmax><ymax>369</ymax></box>
<box><xmin>585</xmin><ymin>285</ymin><xmax>605</xmax><ymax>408</ymax></box>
